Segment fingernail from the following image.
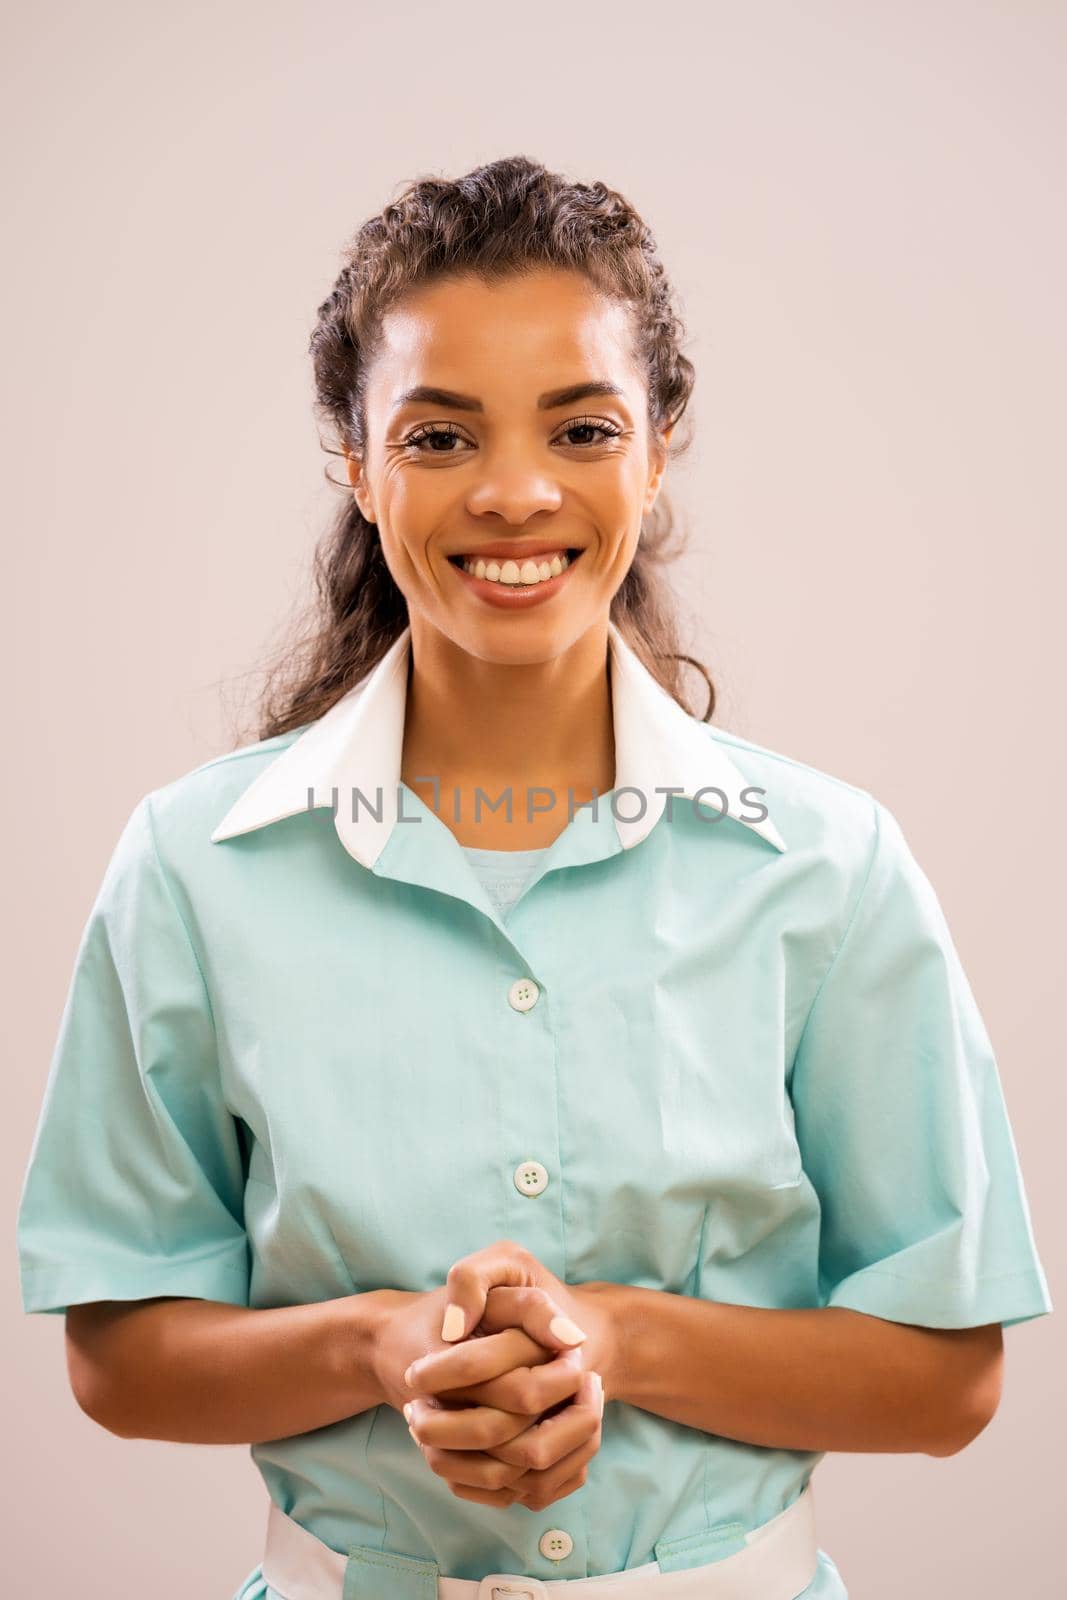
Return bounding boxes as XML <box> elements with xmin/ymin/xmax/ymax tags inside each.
<box><xmin>403</xmin><ymin>1364</ymin><xmax>416</xmax><ymax>1387</ymax></box>
<box><xmin>441</xmin><ymin>1302</ymin><xmax>466</xmax><ymax>1342</ymax></box>
<box><xmin>407</xmin><ymin>1423</ymin><xmax>418</xmax><ymax>1441</ymax></box>
<box><xmin>402</xmin><ymin>1402</ymin><xmax>413</xmax><ymax>1422</ymax></box>
<box><xmin>591</xmin><ymin>1371</ymin><xmax>604</xmax><ymax>1415</ymax></box>
<box><xmin>549</xmin><ymin>1314</ymin><xmax>586</xmax><ymax>1346</ymax></box>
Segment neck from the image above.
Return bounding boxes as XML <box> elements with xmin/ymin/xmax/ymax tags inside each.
<box><xmin>400</xmin><ymin>620</ymin><xmax>617</xmax><ymax>826</ymax></box>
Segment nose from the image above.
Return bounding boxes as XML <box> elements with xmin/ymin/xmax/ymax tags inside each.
<box><xmin>463</xmin><ymin>450</ymin><xmax>564</xmax><ymax>525</ymax></box>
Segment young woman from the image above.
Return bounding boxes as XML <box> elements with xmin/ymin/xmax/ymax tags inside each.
<box><xmin>17</xmin><ymin>155</ymin><xmax>1052</xmax><ymax>1600</ymax></box>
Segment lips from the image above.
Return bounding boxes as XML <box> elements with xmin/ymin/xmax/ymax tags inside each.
<box><xmin>448</xmin><ymin>544</ymin><xmax>582</xmax><ymax>604</ymax></box>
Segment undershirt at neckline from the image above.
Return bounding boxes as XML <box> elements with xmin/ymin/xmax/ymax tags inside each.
<box><xmin>461</xmin><ymin>843</ymin><xmax>551</xmax><ymax>920</ymax></box>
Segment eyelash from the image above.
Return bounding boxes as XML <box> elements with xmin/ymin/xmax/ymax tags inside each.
<box><xmin>402</xmin><ymin>416</ymin><xmax>623</xmax><ymax>454</ymax></box>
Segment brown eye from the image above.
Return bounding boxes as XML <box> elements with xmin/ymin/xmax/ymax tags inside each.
<box><xmin>405</xmin><ymin>424</ymin><xmax>470</xmax><ymax>453</ymax></box>
<box><xmin>556</xmin><ymin>417</ymin><xmax>622</xmax><ymax>448</ymax></box>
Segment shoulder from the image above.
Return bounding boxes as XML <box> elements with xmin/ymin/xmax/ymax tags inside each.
<box><xmin>705</xmin><ymin>721</ymin><xmax>884</xmax><ymax>882</ymax></box>
<box><xmin>127</xmin><ymin>728</ymin><xmax>307</xmax><ymax>880</ymax></box>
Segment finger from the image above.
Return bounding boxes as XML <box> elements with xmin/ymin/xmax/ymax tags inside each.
<box><xmin>515</xmin><ymin>1463</ymin><xmax>590</xmax><ymax>1512</ymax></box>
<box><xmin>440</xmin><ymin>1345</ymin><xmax>586</xmax><ymax>1415</ymax></box>
<box><xmin>437</xmin><ymin>1248</ymin><xmax>586</xmax><ymax>1351</ymax></box>
<box><xmin>404</xmin><ymin>1396</ymin><xmax>533</xmax><ymax>1454</ymax></box>
<box><xmin>486</xmin><ymin>1369</ymin><xmax>604</xmax><ymax>1472</ymax></box>
<box><xmin>447</xmin><ymin>1481</ymin><xmax>517</xmax><ymax>1508</ymax></box>
<box><xmin>476</xmin><ymin>1285</ymin><xmax>590</xmax><ymax>1354</ymax></box>
<box><xmin>406</xmin><ymin>1320</ymin><xmax>571</xmax><ymax>1397</ymax></box>
<box><xmin>417</xmin><ymin>1440</ymin><xmax>527</xmax><ymax>1493</ymax></box>
<box><xmin>443</xmin><ymin>1343</ymin><xmax>587</xmax><ymax>1415</ymax></box>
<box><xmin>409</xmin><ymin>1373</ymin><xmax>603</xmax><ymax>1508</ymax></box>
<box><xmin>510</xmin><ymin>1375</ymin><xmax>604</xmax><ymax>1510</ymax></box>
<box><xmin>437</xmin><ymin>1242</ymin><xmax>538</xmax><ymax>1344</ymax></box>
<box><xmin>415</xmin><ymin>1330</ymin><xmax>555</xmax><ymax>1405</ymax></box>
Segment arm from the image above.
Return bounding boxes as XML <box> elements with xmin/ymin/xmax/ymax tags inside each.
<box><xmin>65</xmin><ymin>1292</ymin><xmax>391</xmax><ymax>1444</ymax></box>
<box><xmin>585</xmin><ymin>1282</ymin><xmax>1003</xmax><ymax>1457</ymax></box>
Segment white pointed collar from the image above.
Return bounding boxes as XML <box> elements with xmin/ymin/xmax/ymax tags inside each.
<box><xmin>210</xmin><ymin>620</ymin><xmax>786</xmax><ymax>864</ymax></box>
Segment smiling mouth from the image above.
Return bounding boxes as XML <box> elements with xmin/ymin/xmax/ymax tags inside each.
<box><xmin>447</xmin><ymin>548</ymin><xmax>583</xmax><ymax>587</ymax></box>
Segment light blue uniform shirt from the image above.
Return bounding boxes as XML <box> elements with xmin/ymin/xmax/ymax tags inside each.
<box><xmin>16</xmin><ymin>620</ymin><xmax>1052</xmax><ymax>1600</ymax></box>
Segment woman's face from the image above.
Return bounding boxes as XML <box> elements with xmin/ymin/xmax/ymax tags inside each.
<box><xmin>347</xmin><ymin>267</ymin><xmax>672</xmax><ymax>664</ymax></box>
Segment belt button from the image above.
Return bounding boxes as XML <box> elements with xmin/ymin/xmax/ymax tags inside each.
<box><xmin>538</xmin><ymin>1527</ymin><xmax>574</xmax><ymax>1561</ymax></box>
<box><xmin>477</xmin><ymin>1578</ymin><xmax>549</xmax><ymax>1600</ymax></box>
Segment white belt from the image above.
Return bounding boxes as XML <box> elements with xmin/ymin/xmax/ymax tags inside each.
<box><xmin>261</xmin><ymin>1482</ymin><xmax>818</xmax><ymax>1600</ymax></box>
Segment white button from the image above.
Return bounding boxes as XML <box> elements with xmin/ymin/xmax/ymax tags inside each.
<box><xmin>538</xmin><ymin>1528</ymin><xmax>573</xmax><ymax>1561</ymax></box>
<box><xmin>508</xmin><ymin>977</ymin><xmax>540</xmax><ymax>1012</ymax></box>
<box><xmin>514</xmin><ymin>1160</ymin><xmax>549</xmax><ymax>1197</ymax></box>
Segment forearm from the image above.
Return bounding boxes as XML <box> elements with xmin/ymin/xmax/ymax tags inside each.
<box><xmin>65</xmin><ymin>1292</ymin><xmax>392</xmax><ymax>1444</ymax></box>
<box><xmin>586</xmin><ymin>1284</ymin><xmax>987</xmax><ymax>1456</ymax></box>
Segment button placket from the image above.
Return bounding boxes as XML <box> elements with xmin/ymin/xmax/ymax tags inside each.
<box><xmin>498</xmin><ymin>960</ymin><xmax>583</xmax><ymax>1570</ymax></box>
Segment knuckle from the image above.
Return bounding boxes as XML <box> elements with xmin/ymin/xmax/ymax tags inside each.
<box><xmin>471</xmin><ymin>1417</ymin><xmax>495</xmax><ymax>1449</ymax></box>
<box><xmin>513</xmin><ymin>1378</ymin><xmax>539</xmax><ymax>1412</ymax></box>
<box><xmin>494</xmin><ymin>1423</ymin><xmax>521</xmax><ymax>1454</ymax></box>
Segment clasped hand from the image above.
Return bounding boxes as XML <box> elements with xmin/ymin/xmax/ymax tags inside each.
<box><xmin>375</xmin><ymin>1240</ymin><xmax>615</xmax><ymax>1511</ymax></box>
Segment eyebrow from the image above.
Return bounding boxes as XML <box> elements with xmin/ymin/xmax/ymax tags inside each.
<box><xmin>391</xmin><ymin>381</ymin><xmax>627</xmax><ymax>415</ymax></box>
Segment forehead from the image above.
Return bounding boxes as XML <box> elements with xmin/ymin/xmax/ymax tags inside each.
<box><xmin>368</xmin><ymin>268</ymin><xmax>639</xmax><ymax>401</ymax></box>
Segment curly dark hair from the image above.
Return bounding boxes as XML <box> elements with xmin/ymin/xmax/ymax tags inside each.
<box><xmin>244</xmin><ymin>154</ymin><xmax>715</xmax><ymax>743</ymax></box>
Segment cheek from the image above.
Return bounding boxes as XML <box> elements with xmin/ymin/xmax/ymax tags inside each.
<box><xmin>381</xmin><ymin>469</ymin><xmax>435</xmax><ymax>530</ymax></box>
<box><xmin>594</xmin><ymin>485</ymin><xmax>645</xmax><ymax>565</ymax></box>
<box><xmin>378</xmin><ymin>474</ymin><xmax>450</xmax><ymax>575</ymax></box>
<box><xmin>590</xmin><ymin>458</ymin><xmax>648</xmax><ymax>534</ymax></box>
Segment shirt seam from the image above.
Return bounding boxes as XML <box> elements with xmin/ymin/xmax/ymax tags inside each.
<box><xmin>791</xmin><ymin>793</ymin><xmax>882</xmax><ymax>1067</ymax></box>
<box><xmin>21</xmin><ymin>1239</ymin><xmax>249</xmax><ymax>1280</ymax></box>
<box><xmin>694</xmin><ymin>1203</ymin><xmax>712</xmax><ymax>1530</ymax></box>
<box><xmin>842</xmin><ymin>1265</ymin><xmax>1046</xmax><ymax>1285</ymax></box>
<box><xmin>143</xmin><ymin>791</ymin><xmax>219</xmax><ymax>1036</ymax></box>
<box><xmin>180</xmin><ymin>730</ymin><xmax>304</xmax><ymax>783</ymax></box>
<box><xmin>706</xmin><ymin>724</ymin><xmax>877</xmax><ymax>808</ymax></box>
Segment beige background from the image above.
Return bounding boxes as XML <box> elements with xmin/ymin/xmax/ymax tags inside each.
<box><xmin>4</xmin><ymin>2</ymin><xmax>1063</xmax><ymax>1595</ymax></box>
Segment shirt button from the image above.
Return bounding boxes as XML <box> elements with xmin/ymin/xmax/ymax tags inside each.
<box><xmin>514</xmin><ymin>1160</ymin><xmax>549</xmax><ymax>1197</ymax></box>
<box><xmin>508</xmin><ymin>977</ymin><xmax>540</xmax><ymax>1012</ymax></box>
<box><xmin>539</xmin><ymin>1528</ymin><xmax>574</xmax><ymax>1561</ymax></box>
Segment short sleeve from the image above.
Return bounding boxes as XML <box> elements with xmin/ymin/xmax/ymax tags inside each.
<box><xmin>789</xmin><ymin>797</ymin><xmax>1053</xmax><ymax>1330</ymax></box>
<box><xmin>16</xmin><ymin>794</ymin><xmax>250</xmax><ymax>1315</ymax></box>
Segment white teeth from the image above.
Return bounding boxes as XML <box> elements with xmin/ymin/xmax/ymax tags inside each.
<box><xmin>461</xmin><ymin>550</ymin><xmax>572</xmax><ymax>585</ymax></box>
